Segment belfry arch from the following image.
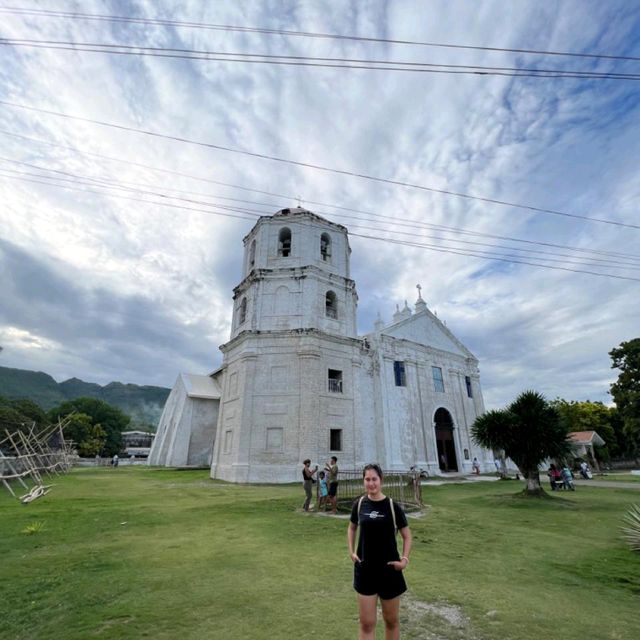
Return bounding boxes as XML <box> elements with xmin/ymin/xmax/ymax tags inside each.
<box><xmin>434</xmin><ymin>407</ymin><xmax>458</xmax><ymax>472</ymax></box>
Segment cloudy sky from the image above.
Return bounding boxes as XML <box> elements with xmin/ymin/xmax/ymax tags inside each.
<box><xmin>1</xmin><ymin>0</ymin><xmax>639</xmax><ymax>409</ymax></box>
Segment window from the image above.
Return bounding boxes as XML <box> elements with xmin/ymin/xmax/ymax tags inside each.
<box><xmin>328</xmin><ymin>369</ymin><xmax>343</xmax><ymax>393</ymax></box>
<box><xmin>465</xmin><ymin>376</ymin><xmax>473</xmax><ymax>398</ymax></box>
<box><xmin>320</xmin><ymin>232</ymin><xmax>332</xmax><ymax>261</ymax></box>
<box><xmin>325</xmin><ymin>290</ymin><xmax>338</xmax><ymax>319</ymax></box>
<box><xmin>432</xmin><ymin>366</ymin><xmax>445</xmax><ymax>393</ymax></box>
<box><xmin>238</xmin><ymin>297</ymin><xmax>247</xmax><ymax>325</ymax></box>
<box><xmin>278</xmin><ymin>227</ymin><xmax>292</xmax><ymax>257</ymax></box>
<box><xmin>249</xmin><ymin>239</ymin><xmax>256</xmax><ymax>268</ymax></box>
<box><xmin>330</xmin><ymin>429</ymin><xmax>342</xmax><ymax>451</ymax></box>
<box><xmin>394</xmin><ymin>361</ymin><xmax>406</xmax><ymax>387</ymax></box>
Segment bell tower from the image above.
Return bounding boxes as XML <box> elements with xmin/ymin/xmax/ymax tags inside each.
<box><xmin>230</xmin><ymin>207</ymin><xmax>358</xmax><ymax>338</ymax></box>
<box><xmin>211</xmin><ymin>207</ymin><xmax>361</xmax><ymax>483</ymax></box>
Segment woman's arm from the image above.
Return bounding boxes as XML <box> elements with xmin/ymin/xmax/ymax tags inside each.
<box><xmin>347</xmin><ymin>523</ymin><xmax>360</xmax><ymax>563</ymax></box>
<box><xmin>388</xmin><ymin>526</ymin><xmax>412</xmax><ymax>571</ymax></box>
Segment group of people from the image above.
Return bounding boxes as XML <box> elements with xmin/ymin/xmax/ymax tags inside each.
<box><xmin>547</xmin><ymin>463</ymin><xmax>575</xmax><ymax>491</ymax></box>
<box><xmin>301</xmin><ymin>456</ymin><xmax>339</xmax><ymax>513</ymax></box>
<box><xmin>302</xmin><ymin>459</ymin><xmax>413</xmax><ymax>639</ymax></box>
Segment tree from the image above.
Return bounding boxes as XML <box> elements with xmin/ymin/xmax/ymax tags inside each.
<box><xmin>551</xmin><ymin>399</ymin><xmax>618</xmax><ymax>460</ymax></box>
<box><xmin>0</xmin><ymin>395</ymin><xmax>48</xmax><ymax>435</ymax></box>
<box><xmin>48</xmin><ymin>397</ymin><xmax>130</xmax><ymax>456</ymax></box>
<box><xmin>610</xmin><ymin>338</ymin><xmax>640</xmax><ymax>455</ymax></box>
<box><xmin>63</xmin><ymin>413</ymin><xmax>107</xmax><ymax>457</ymax></box>
<box><xmin>471</xmin><ymin>390</ymin><xmax>571</xmax><ymax>496</ymax></box>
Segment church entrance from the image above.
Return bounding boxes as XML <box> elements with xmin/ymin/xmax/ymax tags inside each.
<box><xmin>434</xmin><ymin>408</ymin><xmax>458</xmax><ymax>472</ymax></box>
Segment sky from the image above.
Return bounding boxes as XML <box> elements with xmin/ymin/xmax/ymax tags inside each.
<box><xmin>0</xmin><ymin>0</ymin><xmax>639</xmax><ymax>410</ymax></box>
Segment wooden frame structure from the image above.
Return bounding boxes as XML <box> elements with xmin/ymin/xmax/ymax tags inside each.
<box><xmin>0</xmin><ymin>417</ymin><xmax>74</xmax><ymax>502</ymax></box>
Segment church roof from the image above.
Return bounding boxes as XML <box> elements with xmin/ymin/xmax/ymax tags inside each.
<box><xmin>180</xmin><ymin>373</ymin><xmax>222</xmax><ymax>400</ymax></box>
<box><xmin>374</xmin><ymin>306</ymin><xmax>477</xmax><ymax>360</ymax></box>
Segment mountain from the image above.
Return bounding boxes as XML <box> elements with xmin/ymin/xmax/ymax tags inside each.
<box><xmin>0</xmin><ymin>366</ymin><xmax>170</xmax><ymax>430</ymax></box>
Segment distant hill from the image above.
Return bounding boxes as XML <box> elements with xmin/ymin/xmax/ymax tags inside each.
<box><xmin>0</xmin><ymin>366</ymin><xmax>170</xmax><ymax>430</ymax></box>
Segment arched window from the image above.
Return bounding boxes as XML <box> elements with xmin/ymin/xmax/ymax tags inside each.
<box><xmin>320</xmin><ymin>232</ymin><xmax>332</xmax><ymax>261</ymax></box>
<box><xmin>278</xmin><ymin>227</ymin><xmax>292</xmax><ymax>257</ymax></box>
<box><xmin>325</xmin><ymin>290</ymin><xmax>337</xmax><ymax>319</ymax></box>
<box><xmin>238</xmin><ymin>298</ymin><xmax>247</xmax><ymax>325</ymax></box>
<box><xmin>249</xmin><ymin>239</ymin><xmax>256</xmax><ymax>268</ymax></box>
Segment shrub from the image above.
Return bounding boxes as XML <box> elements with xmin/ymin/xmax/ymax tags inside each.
<box><xmin>621</xmin><ymin>504</ymin><xmax>640</xmax><ymax>552</ymax></box>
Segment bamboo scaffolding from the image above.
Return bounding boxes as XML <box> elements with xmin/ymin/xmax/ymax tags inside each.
<box><xmin>0</xmin><ymin>416</ymin><xmax>74</xmax><ymax>500</ymax></box>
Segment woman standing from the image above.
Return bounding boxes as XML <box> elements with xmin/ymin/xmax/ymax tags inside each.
<box><xmin>301</xmin><ymin>459</ymin><xmax>317</xmax><ymax>511</ymax></box>
<box><xmin>347</xmin><ymin>464</ymin><xmax>412</xmax><ymax>640</ymax></box>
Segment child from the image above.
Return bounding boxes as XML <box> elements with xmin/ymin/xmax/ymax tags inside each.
<box><xmin>561</xmin><ymin>466</ymin><xmax>575</xmax><ymax>491</ymax></box>
<box><xmin>318</xmin><ymin>471</ymin><xmax>329</xmax><ymax>509</ymax></box>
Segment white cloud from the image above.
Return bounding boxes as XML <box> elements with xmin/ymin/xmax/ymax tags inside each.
<box><xmin>0</xmin><ymin>0</ymin><xmax>638</xmax><ymax>410</ymax></box>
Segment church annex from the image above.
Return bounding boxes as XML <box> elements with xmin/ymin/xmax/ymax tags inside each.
<box><xmin>149</xmin><ymin>207</ymin><xmax>493</xmax><ymax>482</ymax></box>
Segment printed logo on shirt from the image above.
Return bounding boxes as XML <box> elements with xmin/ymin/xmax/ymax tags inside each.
<box><xmin>368</xmin><ymin>510</ymin><xmax>383</xmax><ymax>520</ymax></box>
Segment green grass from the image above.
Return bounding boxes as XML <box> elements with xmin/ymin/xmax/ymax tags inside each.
<box><xmin>597</xmin><ymin>472</ymin><xmax>640</xmax><ymax>483</ymax></box>
<box><xmin>1</xmin><ymin>468</ymin><xmax>639</xmax><ymax>640</ymax></box>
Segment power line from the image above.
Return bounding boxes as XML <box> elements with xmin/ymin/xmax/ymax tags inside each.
<box><xmin>348</xmin><ymin>233</ymin><xmax>640</xmax><ymax>283</ymax></box>
<box><xmin>2</xmin><ymin>100</ymin><xmax>637</xmax><ymax>231</ymax></box>
<box><xmin>2</xmin><ymin>129</ymin><xmax>637</xmax><ymax>265</ymax></box>
<box><xmin>2</xmin><ymin>38</ymin><xmax>639</xmax><ymax>80</ymax></box>
<box><xmin>2</xmin><ymin>168</ymin><xmax>639</xmax><ymax>283</ymax></box>
<box><xmin>2</xmin><ymin>6</ymin><xmax>639</xmax><ymax>63</ymax></box>
<box><xmin>2</xmin><ymin>157</ymin><xmax>639</xmax><ymax>270</ymax></box>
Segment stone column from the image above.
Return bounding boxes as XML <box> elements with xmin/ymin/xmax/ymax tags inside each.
<box><xmin>297</xmin><ymin>339</ymin><xmax>321</xmax><ymax>464</ymax></box>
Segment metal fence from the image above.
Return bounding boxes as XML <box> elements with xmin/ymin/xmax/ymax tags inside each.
<box><xmin>318</xmin><ymin>468</ymin><xmax>423</xmax><ymax>513</ymax></box>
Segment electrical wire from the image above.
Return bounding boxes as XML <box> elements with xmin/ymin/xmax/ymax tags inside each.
<box><xmin>2</xmin><ymin>157</ymin><xmax>639</xmax><ymax>270</ymax></box>
<box><xmin>2</xmin><ymin>6</ymin><xmax>639</xmax><ymax>63</ymax></box>
<box><xmin>2</xmin><ymin>168</ymin><xmax>639</xmax><ymax>282</ymax></box>
<box><xmin>2</xmin><ymin>38</ymin><xmax>639</xmax><ymax>80</ymax></box>
<box><xmin>1</xmin><ymin>100</ymin><xmax>637</xmax><ymax>231</ymax></box>
<box><xmin>2</xmin><ymin>128</ymin><xmax>638</xmax><ymax>264</ymax></box>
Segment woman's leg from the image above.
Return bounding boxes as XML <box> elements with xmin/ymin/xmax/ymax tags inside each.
<box><xmin>303</xmin><ymin>482</ymin><xmax>312</xmax><ymax>510</ymax></box>
<box><xmin>380</xmin><ymin>596</ymin><xmax>401</xmax><ymax>640</ymax></box>
<box><xmin>357</xmin><ymin>594</ymin><xmax>378</xmax><ymax>639</ymax></box>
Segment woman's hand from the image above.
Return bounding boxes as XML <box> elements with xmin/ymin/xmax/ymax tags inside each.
<box><xmin>387</xmin><ymin>558</ymin><xmax>408</xmax><ymax>571</ymax></box>
<box><xmin>350</xmin><ymin>552</ymin><xmax>361</xmax><ymax>564</ymax></box>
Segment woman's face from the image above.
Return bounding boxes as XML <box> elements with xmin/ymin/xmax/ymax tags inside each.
<box><xmin>364</xmin><ymin>469</ymin><xmax>382</xmax><ymax>496</ymax></box>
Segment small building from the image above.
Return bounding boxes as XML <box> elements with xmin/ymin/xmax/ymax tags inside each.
<box><xmin>568</xmin><ymin>430</ymin><xmax>605</xmax><ymax>462</ymax></box>
<box><xmin>121</xmin><ymin>430</ymin><xmax>156</xmax><ymax>458</ymax></box>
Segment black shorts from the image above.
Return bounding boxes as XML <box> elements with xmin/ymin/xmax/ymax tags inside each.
<box><xmin>328</xmin><ymin>482</ymin><xmax>338</xmax><ymax>497</ymax></box>
<box><xmin>353</xmin><ymin>561</ymin><xmax>407</xmax><ymax>600</ymax></box>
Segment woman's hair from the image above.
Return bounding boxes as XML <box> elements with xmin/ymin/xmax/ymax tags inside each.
<box><xmin>362</xmin><ymin>463</ymin><xmax>383</xmax><ymax>479</ymax></box>
<box><xmin>303</xmin><ymin>459</ymin><xmax>311</xmax><ymax>465</ymax></box>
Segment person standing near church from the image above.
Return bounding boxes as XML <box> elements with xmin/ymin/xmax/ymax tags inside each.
<box><xmin>301</xmin><ymin>459</ymin><xmax>317</xmax><ymax>511</ymax></box>
<box><xmin>326</xmin><ymin>456</ymin><xmax>339</xmax><ymax>514</ymax></box>
<box><xmin>348</xmin><ymin>463</ymin><xmax>412</xmax><ymax>640</ymax></box>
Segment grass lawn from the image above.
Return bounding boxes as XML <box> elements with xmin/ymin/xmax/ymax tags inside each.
<box><xmin>1</xmin><ymin>468</ymin><xmax>639</xmax><ymax>640</ymax></box>
<box><xmin>596</xmin><ymin>473</ymin><xmax>640</xmax><ymax>483</ymax></box>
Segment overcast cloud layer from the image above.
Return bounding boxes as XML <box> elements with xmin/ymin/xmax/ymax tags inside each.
<box><xmin>1</xmin><ymin>0</ymin><xmax>639</xmax><ymax>409</ymax></box>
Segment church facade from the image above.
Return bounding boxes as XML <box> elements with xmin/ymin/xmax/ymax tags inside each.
<box><xmin>149</xmin><ymin>207</ymin><xmax>494</xmax><ymax>482</ymax></box>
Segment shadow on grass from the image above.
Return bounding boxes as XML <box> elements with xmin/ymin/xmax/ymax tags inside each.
<box><xmin>481</xmin><ymin>491</ymin><xmax>579</xmax><ymax>509</ymax></box>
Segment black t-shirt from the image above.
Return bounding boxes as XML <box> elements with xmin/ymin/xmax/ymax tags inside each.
<box><xmin>350</xmin><ymin>496</ymin><xmax>408</xmax><ymax>566</ymax></box>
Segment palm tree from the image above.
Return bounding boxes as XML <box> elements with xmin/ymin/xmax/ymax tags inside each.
<box><xmin>471</xmin><ymin>390</ymin><xmax>571</xmax><ymax>496</ymax></box>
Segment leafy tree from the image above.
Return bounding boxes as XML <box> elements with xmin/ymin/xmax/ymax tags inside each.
<box><xmin>63</xmin><ymin>413</ymin><xmax>107</xmax><ymax>457</ymax></box>
<box><xmin>610</xmin><ymin>338</ymin><xmax>640</xmax><ymax>455</ymax></box>
<box><xmin>0</xmin><ymin>395</ymin><xmax>49</xmax><ymax>436</ymax></box>
<box><xmin>48</xmin><ymin>397</ymin><xmax>130</xmax><ymax>456</ymax></box>
<box><xmin>472</xmin><ymin>390</ymin><xmax>571</xmax><ymax>496</ymax></box>
<box><xmin>551</xmin><ymin>399</ymin><xmax>618</xmax><ymax>460</ymax></box>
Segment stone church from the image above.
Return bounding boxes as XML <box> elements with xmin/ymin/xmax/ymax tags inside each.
<box><xmin>149</xmin><ymin>207</ymin><xmax>493</xmax><ymax>482</ymax></box>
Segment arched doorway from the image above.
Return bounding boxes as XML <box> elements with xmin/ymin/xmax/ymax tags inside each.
<box><xmin>434</xmin><ymin>408</ymin><xmax>458</xmax><ymax>472</ymax></box>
